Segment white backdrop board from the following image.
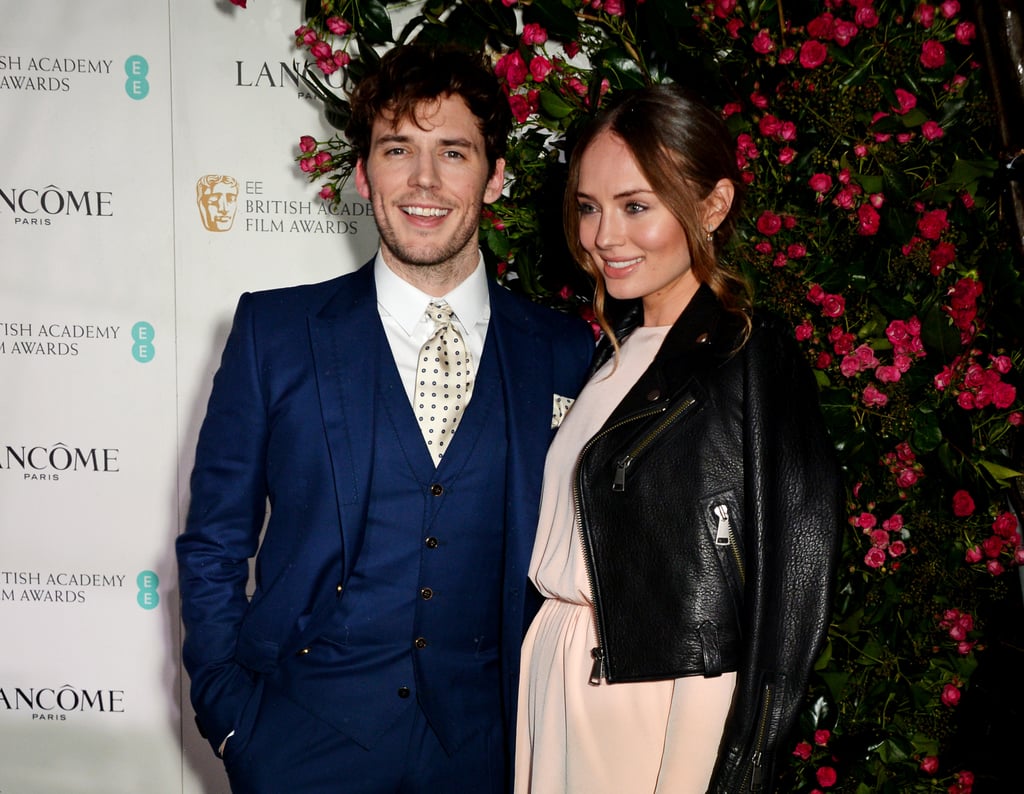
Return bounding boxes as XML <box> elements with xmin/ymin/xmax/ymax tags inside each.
<box><xmin>0</xmin><ymin>2</ymin><xmax>379</xmax><ymax>791</ymax></box>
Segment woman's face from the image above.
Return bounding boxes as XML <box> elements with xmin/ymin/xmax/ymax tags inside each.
<box><xmin>575</xmin><ymin>130</ymin><xmax>700</xmax><ymax>327</ymax></box>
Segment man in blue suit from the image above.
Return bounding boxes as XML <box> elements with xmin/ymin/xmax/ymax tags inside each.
<box><xmin>176</xmin><ymin>45</ymin><xmax>593</xmax><ymax>793</ymax></box>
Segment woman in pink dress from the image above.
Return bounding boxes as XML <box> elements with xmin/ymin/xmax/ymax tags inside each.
<box><xmin>515</xmin><ymin>85</ymin><xmax>842</xmax><ymax>793</ymax></box>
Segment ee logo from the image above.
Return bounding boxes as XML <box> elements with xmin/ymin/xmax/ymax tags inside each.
<box><xmin>125</xmin><ymin>55</ymin><xmax>149</xmax><ymax>100</ymax></box>
<box><xmin>137</xmin><ymin>570</ymin><xmax>159</xmax><ymax>610</ymax></box>
<box><xmin>132</xmin><ymin>321</ymin><xmax>154</xmax><ymax>363</ymax></box>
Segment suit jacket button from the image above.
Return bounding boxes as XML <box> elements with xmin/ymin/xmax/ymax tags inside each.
<box><xmin>296</xmin><ymin>647</ymin><xmax>310</xmax><ymax>656</ymax></box>
<box><xmin>397</xmin><ymin>687</ymin><xmax>410</xmax><ymax>698</ymax></box>
<box><xmin>414</xmin><ymin>637</ymin><xmax>428</xmax><ymax>649</ymax></box>
<box><xmin>420</xmin><ymin>587</ymin><xmax>434</xmax><ymax>600</ymax></box>
<box><xmin>430</xmin><ymin>483</ymin><xmax>444</xmax><ymax>496</ymax></box>
<box><xmin>425</xmin><ymin>537</ymin><xmax>439</xmax><ymax>549</ymax></box>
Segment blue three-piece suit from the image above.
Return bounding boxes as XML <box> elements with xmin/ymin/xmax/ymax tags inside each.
<box><xmin>176</xmin><ymin>261</ymin><xmax>593</xmax><ymax>792</ymax></box>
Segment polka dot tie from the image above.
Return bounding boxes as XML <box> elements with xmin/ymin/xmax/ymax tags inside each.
<box><xmin>415</xmin><ymin>301</ymin><xmax>474</xmax><ymax>465</ymax></box>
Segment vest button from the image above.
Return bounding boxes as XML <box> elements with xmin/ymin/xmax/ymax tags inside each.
<box><xmin>420</xmin><ymin>587</ymin><xmax>434</xmax><ymax>600</ymax></box>
<box><xmin>414</xmin><ymin>637</ymin><xmax>428</xmax><ymax>649</ymax></box>
<box><xmin>430</xmin><ymin>483</ymin><xmax>444</xmax><ymax>496</ymax></box>
<box><xmin>425</xmin><ymin>537</ymin><xmax>439</xmax><ymax>549</ymax></box>
<box><xmin>397</xmin><ymin>687</ymin><xmax>411</xmax><ymax>699</ymax></box>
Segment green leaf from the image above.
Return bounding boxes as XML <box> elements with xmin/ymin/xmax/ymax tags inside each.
<box><xmin>539</xmin><ymin>89</ymin><xmax>575</xmax><ymax>119</ymax></box>
<box><xmin>978</xmin><ymin>459</ymin><xmax>1024</xmax><ymax>485</ymax></box>
<box><xmin>358</xmin><ymin>0</ymin><xmax>393</xmax><ymax>44</ymax></box>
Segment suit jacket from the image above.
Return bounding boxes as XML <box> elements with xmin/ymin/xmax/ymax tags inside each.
<box><xmin>176</xmin><ymin>260</ymin><xmax>594</xmax><ymax>759</ymax></box>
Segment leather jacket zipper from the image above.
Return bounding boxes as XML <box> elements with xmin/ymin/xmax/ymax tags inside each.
<box><xmin>713</xmin><ymin>503</ymin><xmax>746</xmax><ymax>586</ymax></box>
<box><xmin>612</xmin><ymin>396</ymin><xmax>696</xmax><ymax>491</ymax></box>
<box><xmin>574</xmin><ymin>404</ymin><xmax>668</xmax><ymax>685</ymax></box>
<box><xmin>740</xmin><ymin>682</ymin><xmax>774</xmax><ymax>791</ymax></box>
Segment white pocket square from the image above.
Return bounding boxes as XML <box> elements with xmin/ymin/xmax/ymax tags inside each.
<box><xmin>552</xmin><ymin>394</ymin><xmax>575</xmax><ymax>429</ymax></box>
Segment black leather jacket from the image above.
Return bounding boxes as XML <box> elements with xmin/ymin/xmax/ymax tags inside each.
<box><xmin>576</xmin><ymin>285</ymin><xmax>842</xmax><ymax>793</ymax></box>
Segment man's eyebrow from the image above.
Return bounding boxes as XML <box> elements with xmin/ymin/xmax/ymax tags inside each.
<box><xmin>372</xmin><ymin>134</ymin><xmax>478</xmax><ymax>150</ymax></box>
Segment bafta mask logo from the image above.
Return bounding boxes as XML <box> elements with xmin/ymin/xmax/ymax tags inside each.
<box><xmin>196</xmin><ymin>174</ymin><xmax>239</xmax><ymax>232</ymax></box>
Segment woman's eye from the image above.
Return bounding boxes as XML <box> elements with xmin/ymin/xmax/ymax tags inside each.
<box><xmin>577</xmin><ymin>202</ymin><xmax>598</xmax><ymax>215</ymax></box>
<box><xmin>626</xmin><ymin>202</ymin><xmax>647</xmax><ymax>214</ymax></box>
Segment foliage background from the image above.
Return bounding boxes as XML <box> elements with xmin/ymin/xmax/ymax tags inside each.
<box><xmin>244</xmin><ymin>0</ymin><xmax>1024</xmax><ymax>790</ymax></box>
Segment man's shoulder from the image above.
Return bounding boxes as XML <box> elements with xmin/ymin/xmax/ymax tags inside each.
<box><xmin>491</xmin><ymin>284</ymin><xmax>588</xmax><ymax>335</ymax></box>
<box><xmin>243</xmin><ymin>265</ymin><xmax>371</xmax><ymax>316</ymax></box>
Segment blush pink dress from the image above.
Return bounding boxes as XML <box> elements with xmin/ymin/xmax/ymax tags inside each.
<box><xmin>515</xmin><ymin>326</ymin><xmax>737</xmax><ymax>794</ymax></box>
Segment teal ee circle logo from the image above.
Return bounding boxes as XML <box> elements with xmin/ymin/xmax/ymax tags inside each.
<box><xmin>131</xmin><ymin>321</ymin><xmax>154</xmax><ymax>363</ymax></box>
<box><xmin>125</xmin><ymin>55</ymin><xmax>149</xmax><ymax>100</ymax></box>
<box><xmin>137</xmin><ymin>570</ymin><xmax>159</xmax><ymax>610</ymax></box>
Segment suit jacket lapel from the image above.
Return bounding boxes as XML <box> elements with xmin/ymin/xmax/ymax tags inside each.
<box><xmin>308</xmin><ymin>263</ymin><xmax>379</xmax><ymax>577</ymax></box>
<box><xmin>487</xmin><ymin>282</ymin><xmax>553</xmax><ymax>583</ymax></box>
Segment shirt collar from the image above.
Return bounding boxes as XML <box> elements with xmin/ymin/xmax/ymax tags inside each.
<box><xmin>374</xmin><ymin>250</ymin><xmax>490</xmax><ymax>335</ymax></box>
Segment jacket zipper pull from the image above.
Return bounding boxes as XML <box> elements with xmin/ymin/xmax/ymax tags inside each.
<box><xmin>714</xmin><ymin>504</ymin><xmax>731</xmax><ymax>545</ymax></box>
<box><xmin>612</xmin><ymin>456</ymin><xmax>632</xmax><ymax>492</ymax></box>
<box><xmin>750</xmin><ymin>750</ymin><xmax>764</xmax><ymax>790</ymax></box>
<box><xmin>588</xmin><ymin>646</ymin><xmax>605</xmax><ymax>685</ymax></box>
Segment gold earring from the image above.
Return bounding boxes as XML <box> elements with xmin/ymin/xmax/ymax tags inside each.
<box><xmin>706</xmin><ymin>226</ymin><xmax>714</xmax><ymax>242</ymax></box>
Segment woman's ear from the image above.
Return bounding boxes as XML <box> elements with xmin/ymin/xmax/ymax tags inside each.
<box><xmin>703</xmin><ymin>178</ymin><xmax>735</xmax><ymax>234</ymax></box>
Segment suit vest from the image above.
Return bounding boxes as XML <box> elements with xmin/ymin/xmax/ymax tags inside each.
<box><xmin>274</xmin><ymin>330</ymin><xmax>508</xmax><ymax>753</ymax></box>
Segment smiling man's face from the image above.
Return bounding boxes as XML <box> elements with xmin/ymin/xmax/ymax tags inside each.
<box><xmin>355</xmin><ymin>94</ymin><xmax>505</xmax><ymax>295</ymax></box>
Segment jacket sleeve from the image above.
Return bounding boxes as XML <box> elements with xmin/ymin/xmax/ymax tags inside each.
<box><xmin>710</xmin><ymin>318</ymin><xmax>843</xmax><ymax>792</ymax></box>
<box><xmin>176</xmin><ymin>292</ymin><xmax>269</xmax><ymax>755</ymax></box>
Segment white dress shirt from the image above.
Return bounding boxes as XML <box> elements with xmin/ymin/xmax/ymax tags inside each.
<box><xmin>373</xmin><ymin>252</ymin><xmax>491</xmax><ymax>405</ymax></box>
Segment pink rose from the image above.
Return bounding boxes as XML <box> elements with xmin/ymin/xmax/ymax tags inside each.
<box><xmin>821</xmin><ymin>294</ymin><xmax>846</xmax><ymax>318</ymax></box>
<box><xmin>965</xmin><ymin>545</ymin><xmax>984</xmax><ymax>563</ymax></box>
<box><xmin>920</xmin><ymin>756</ymin><xmax>940</xmax><ymax>775</ymax></box>
<box><xmin>310</xmin><ymin>40</ymin><xmax>332</xmax><ymax>60</ymax></box>
<box><xmin>529</xmin><ymin>56</ymin><xmax>552</xmax><ymax>82</ymax></box>
<box><xmin>788</xmin><ymin>243</ymin><xmax>807</xmax><ymax>258</ymax></box>
<box><xmin>325</xmin><ymin>16</ymin><xmax>351</xmax><ymax>35</ymax></box>
<box><xmin>993</xmin><ymin>511</ymin><xmax>1019</xmax><ymax>539</ymax></box>
<box><xmin>800</xmin><ymin>40</ymin><xmax>829</xmax><ymax>69</ymax></box>
<box><xmin>941</xmin><ymin>684</ymin><xmax>961</xmax><ymax>707</ymax></box>
<box><xmin>508</xmin><ymin>94</ymin><xmax>531</xmax><ymax>123</ymax></box>
<box><xmin>952</xmin><ymin>490</ymin><xmax>975</xmax><ymax>517</ymax></box>
<box><xmin>930</xmin><ymin>241</ymin><xmax>957</xmax><ymax>274</ymax></box>
<box><xmin>896</xmin><ymin>468</ymin><xmax>920</xmax><ymax>488</ymax></box>
<box><xmin>918</xmin><ymin>209</ymin><xmax>949</xmax><ymax>239</ymax></box>
<box><xmin>894</xmin><ymin>88</ymin><xmax>917</xmax><ymax>114</ymax></box>
<box><xmin>753</xmin><ymin>29</ymin><xmax>774</xmax><ymax>54</ymax></box>
<box><xmin>941</xmin><ymin>1</ymin><xmax>961</xmax><ymax>19</ymax></box>
<box><xmin>889</xmin><ymin>540</ymin><xmax>907</xmax><ymax>557</ymax></box>
<box><xmin>318</xmin><ymin>185</ymin><xmax>336</xmax><ymax>201</ymax></box>
<box><xmin>876</xmin><ymin>365</ymin><xmax>902</xmax><ymax>383</ymax></box>
<box><xmin>816</xmin><ymin>765</ymin><xmax>838</xmax><ymax>788</ymax></box>
<box><xmin>521</xmin><ymin>22</ymin><xmax>548</xmax><ymax>45</ymax></box>
<box><xmin>807</xmin><ymin>284</ymin><xmax>825</xmax><ymax>305</ymax></box>
<box><xmin>915</xmin><ymin>4</ymin><xmax>936</xmax><ymax>28</ymax></box>
<box><xmin>604</xmin><ymin>0</ymin><xmax>625</xmax><ymax>16</ymax></box>
<box><xmin>856</xmin><ymin>7</ymin><xmax>879</xmax><ymax>28</ymax></box>
<box><xmin>778</xmin><ymin>147</ymin><xmax>796</xmax><ymax>165</ymax></box>
<box><xmin>495</xmin><ymin>51</ymin><xmax>528</xmax><ymax>89</ymax></box>
<box><xmin>793</xmin><ymin>741</ymin><xmax>813</xmax><ymax>760</ymax></box>
<box><xmin>757</xmin><ymin>210</ymin><xmax>783</xmax><ymax>236</ymax></box>
<box><xmin>865</xmin><ymin>547</ymin><xmax>887</xmax><ymax>568</ymax></box>
<box><xmin>857</xmin><ymin>204</ymin><xmax>880</xmax><ymax>235</ymax></box>
<box><xmin>1010</xmin><ymin>412</ymin><xmax>1024</xmax><ymax>426</ymax></box>
<box><xmin>809</xmin><ymin>173</ymin><xmax>833</xmax><ymax>193</ymax></box>
<box><xmin>862</xmin><ymin>384</ymin><xmax>889</xmax><ymax>407</ymax></box>
<box><xmin>921</xmin><ymin>40</ymin><xmax>947</xmax><ymax>69</ymax></box>
<box><xmin>956</xmin><ymin>21</ymin><xmax>976</xmax><ymax>45</ymax></box>
<box><xmin>834</xmin><ymin>21</ymin><xmax>859</xmax><ymax>46</ymax></box>
<box><xmin>869</xmin><ymin>529</ymin><xmax>890</xmax><ymax>548</ymax></box>
<box><xmin>299</xmin><ymin>135</ymin><xmax>317</xmax><ymax>153</ymax></box>
<box><xmin>814</xmin><ymin>729</ymin><xmax>831</xmax><ymax>746</ymax></box>
<box><xmin>987</xmin><ymin>560</ymin><xmax>1006</xmax><ymax>576</ymax></box>
<box><xmin>807</xmin><ymin>13</ymin><xmax>835</xmax><ymax>40</ymax></box>
<box><xmin>922</xmin><ymin>121</ymin><xmax>945</xmax><ymax>140</ymax></box>
<box><xmin>778</xmin><ymin>47</ymin><xmax>797</xmax><ymax>64</ymax></box>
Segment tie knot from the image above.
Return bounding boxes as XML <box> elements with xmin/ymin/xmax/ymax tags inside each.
<box><xmin>427</xmin><ymin>301</ymin><xmax>454</xmax><ymax>327</ymax></box>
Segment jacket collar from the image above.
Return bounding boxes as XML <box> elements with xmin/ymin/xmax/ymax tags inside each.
<box><xmin>602</xmin><ymin>284</ymin><xmax>746</xmax><ymax>422</ymax></box>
